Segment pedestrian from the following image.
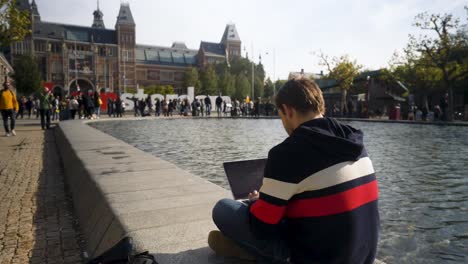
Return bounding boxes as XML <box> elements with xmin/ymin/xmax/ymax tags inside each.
<box><xmin>69</xmin><ymin>96</ymin><xmax>79</xmax><ymax>120</ymax></box>
<box><xmin>210</xmin><ymin>79</ymin><xmax>379</xmax><ymax>263</ymax></box>
<box><xmin>38</xmin><ymin>87</ymin><xmax>52</xmax><ymax>130</ymax></box>
<box><xmin>168</xmin><ymin>99</ymin><xmax>174</xmax><ymax>116</ymax></box>
<box><xmin>17</xmin><ymin>96</ymin><xmax>25</xmax><ymax>119</ymax></box>
<box><xmin>35</xmin><ymin>97</ymin><xmax>40</xmax><ymax>119</ymax></box>
<box><xmin>146</xmin><ymin>94</ymin><xmax>153</xmax><ymax>114</ymax></box>
<box><xmin>155</xmin><ymin>98</ymin><xmax>161</xmax><ymax>117</ymax></box>
<box><xmin>205</xmin><ymin>96</ymin><xmax>212</xmax><ymax>116</ymax></box>
<box><xmin>26</xmin><ymin>97</ymin><xmax>33</xmax><ymax>118</ymax></box>
<box><xmin>115</xmin><ymin>97</ymin><xmax>123</xmax><ymax>118</ymax></box>
<box><xmin>216</xmin><ymin>95</ymin><xmax>223</xmax><ymax>117</ymax></box>
<box><xmin>84</xmin><ymin>93</ymin><xmax>95</xmax><ymax>119</ymax></box>
<box><xmin>200</xmin><ymin>99</ymin><xmax>205</xmax><ymax>117</ymax></box>
<box><xmin>94</xmin><ymin>92</ymin><xmax>102</xmax><ymax>119</ymax></box>
<box><xmin>107</xmin><ymin>96</ymin><xmax>114</xmax><ymax>117</ymax></box>
<box><xmin>0</xmin><ymin>82</ymin><xmax>19</xmax><ymax>136</ymax></box>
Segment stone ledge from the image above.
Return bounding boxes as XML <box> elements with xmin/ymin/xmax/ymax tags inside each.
<box><xmin>55</xmin><ymin>120</ymin><xmax>230</xmax><ymax>263</ymax></box>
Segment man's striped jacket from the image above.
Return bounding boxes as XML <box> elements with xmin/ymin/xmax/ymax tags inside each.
<box><xmin>249</xmin><ymin>117</ymin><xmax>379</xmax><ymax>264</ymax></box>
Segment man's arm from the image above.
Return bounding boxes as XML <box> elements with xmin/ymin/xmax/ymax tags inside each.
<box><xmin>248</xmin><ymin>147</ymin><xmax>297</xmax><ymax>238</ymax></box>
<box><xmin>12</xmin><ymin>92</ymin><xmax>19</xmax><ymax>112</ymax></box>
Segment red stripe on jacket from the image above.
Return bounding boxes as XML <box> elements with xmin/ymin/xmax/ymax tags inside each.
<box><xmin>250</xmin><ymin>199</ymin><xmax>286</xmax><ymax>224</ymax></box>
<box><xmin>286</xmin><ymin>180</ymin><xmax>379</xmax><ymax>218</ymax></box>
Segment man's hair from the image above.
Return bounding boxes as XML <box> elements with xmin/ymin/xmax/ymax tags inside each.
<box><xmin>275</xmin><ymin>78</ymin><xmax>325</xmax><ymax>115</ymax></box>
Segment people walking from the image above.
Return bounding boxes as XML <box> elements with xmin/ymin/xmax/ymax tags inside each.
<box><xmin>155</xmin><ymin>98</ymin><xmax>161</xmax><ymax>117</ymax></box>
<box><xmin>16</xmin><ymin>96</ymin><xmax>25</xmax><ymax>119</ymax></box>
<box><xmin>34</xmin><ymin>97</ymin><xmax>40</xmax><ymax>119</ymax></box>
<box><xmin>216</xmin><ymin>95</ymin><xmax>223</xmax><ymax>117</ymax></box>
<box><xmin>38</xmin><ymin>87</ymin><xmax>52</xmax><ymax>130</ymax></box>
<box><xmin>94</xmin><ymin>92</ymin><xmax>102</xmax><ymax>119</ymax></box>
<box><xmin>0</xmin><ymin>82</ymin><xmax>19</xmax><ymax>136</ymax></box>
<box><xmin>205</xmin><ymin>96</ymin><xmax>212</xmax><ymax>116</ymax></box>
<box><xmin>69</xmin><ymin>96</ymin><xmax>79</xmax><ymax>120</ymax></box>
<box><xmin>26</xmin><ymin>97</ymin><xmax>33</xmax><ymax>118</ymax></box>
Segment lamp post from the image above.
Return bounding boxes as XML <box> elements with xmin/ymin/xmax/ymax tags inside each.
<box><xmin>251</xmin><ymin>43</ymin><xmax>254</xmax><ymax>100</ymax></box>
<box><xmin>365</xmin><ymin>75</ymin><xmax>370</xmax><ymax>118</ymax></box>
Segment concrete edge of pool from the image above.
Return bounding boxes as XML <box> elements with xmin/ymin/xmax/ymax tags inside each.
<box><xmin>55</xmin><ymin>119</ymin><xmax>386</xmax><ymax>264</ymax></box>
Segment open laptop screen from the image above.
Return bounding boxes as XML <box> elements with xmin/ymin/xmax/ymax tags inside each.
<box><xmin>223</xmin><ymin>158</ymin><xmax>267</xmax><ymax>200</ymax></box>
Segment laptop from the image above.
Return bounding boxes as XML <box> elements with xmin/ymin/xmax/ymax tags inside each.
<box><xmin>223</xmin><ymin>158</ymin><xmax>267</xmax><ymax>200</ymax></box>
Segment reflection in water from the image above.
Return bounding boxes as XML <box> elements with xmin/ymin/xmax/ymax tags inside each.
<box><xmin>91</xmin><ymin>119</ymin><xmax>468</xmax><ymax>264</ymax></box>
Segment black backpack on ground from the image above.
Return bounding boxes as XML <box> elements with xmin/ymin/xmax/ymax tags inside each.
<box><xmin>87</xmin><ymin>237</ymin><xmax>158</xmax><ymax>264</ymax></box>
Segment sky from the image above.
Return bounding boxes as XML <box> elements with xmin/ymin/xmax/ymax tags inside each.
<box><xmin>35</xmin><ymin>0</ymin><xmax>467</xmax><ymax>80</ymax></box>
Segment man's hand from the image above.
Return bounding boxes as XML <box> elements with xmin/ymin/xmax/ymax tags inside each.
<box><xmin>248</xmin><ymin>190</ymin><xmax>260</xmax><ymax>201</ymax></box>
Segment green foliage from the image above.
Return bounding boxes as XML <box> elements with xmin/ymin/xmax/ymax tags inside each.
<box><xmin>183</xmin><ymin>67</ymin><xmax>201</xmax><ymax>93</ymax></box>
<box><xmin>318</xmin><ymin>53</ymin><xmax>362</xmax><ymax>113</ymax></box>
<box><xmin>397</xmin><ymin>9</ymin><xmax>468</xmax><ymax>120</ymax></box>
<box><xmin>234</xmin><ymin>73</ymin><xmax>250</xmax><ymax>100</ymax></box>
<box><xmin>0</xmin><ymin>0</ymin><xmax>31</xmax><ymax>47</ymax></box>
<box><xmin>12</xmin><ymin>54</ymin><xmax>41</xmax><ymax>95</ymax></box>
<box><xmin>219</xmin><ymin>70</ymin><xmax>235</xmax><ymax>96</ymax></box>
<box><xmin>263</xmin><ymin>78</ymin><xmax>275</xmax><ymax>98</ymax></box>
<box><xmin>200</xmin><ymin>65</ymin><xmax>218</xmax><ymax>95</ymax></box>
<box><xmin>144</xmin><ymin>84</ymin><xmax>174</xmax><ymax>95</ymax></box>
<box><xmin>319</xmin><ymin>53</ymin><xmax>362</xmax><ymax>91</ymax></box>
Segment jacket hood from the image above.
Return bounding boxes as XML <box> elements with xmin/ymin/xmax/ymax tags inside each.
<box><xmin>292</xmin><ymin>117</ymin><xmax>364</xmax><ymax>161</ymax></box>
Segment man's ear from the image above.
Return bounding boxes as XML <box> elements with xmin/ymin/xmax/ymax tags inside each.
<box><xmin>282</xmin><ymin>104</ymin><xmax>294</xmax><ymax>118</ymax></box>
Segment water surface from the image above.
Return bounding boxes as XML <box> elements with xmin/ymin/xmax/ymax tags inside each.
<box><xmin>91</xmin><ymin>118</ymin><xmax>468</xmax><ymax>263</ymax></box>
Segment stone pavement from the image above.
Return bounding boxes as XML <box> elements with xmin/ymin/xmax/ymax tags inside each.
<box><xmin>0</xmin><ymin>119</ymin><xmax>84</xmax><ymax>264</ymax></box>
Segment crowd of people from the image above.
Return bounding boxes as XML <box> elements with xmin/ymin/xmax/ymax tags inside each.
<box><xmin>124</xmin><ymin>95</ymin><xmax>277</xmax><ymax>118</ymax></box>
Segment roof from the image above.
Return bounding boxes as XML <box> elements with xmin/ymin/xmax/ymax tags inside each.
<box><xmin>0</xmin><ymin>52</ymin><xmax>13</xmax><ymax>73</ymax></box>
<box><xmin>200</xmin><ymin>41</ymin><xmax>226</xmax><ymax>57</ymax></box>
<box><xmin>135</xmin><ymin>44</ymin><xmax>198</xmax><ymax>66</ymax></box>
<box><xmin>171</xmin><ymin>42</ymin><xmax>187</xmax><ymax>49</ymax></box>
<box><xmin>116</xmin><ymin>3</ymin><xmax>135</xmax><ymax>26</ymax></box>
<box><xmin>33</xmin><ymin>21</ymin><xmax>117</xmax><ymax>44</ymax></box>
<box><xmin>221</xmin><ymin>24</ymin><xmax>241</xmax><ymax>43</ymax></box>
<box><xmin>15</xmin><ymin>0</ymin><xmax>30</xmax><ymax>11</ymax></box>
<box><xmin>288</xmin><ymin>71</ymin><xmax>322</xmax><ymax>80</ymax></box>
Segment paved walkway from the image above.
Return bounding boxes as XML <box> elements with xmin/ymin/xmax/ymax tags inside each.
<box><xmin>0</xmin><ymin>119</ymin><xmax>84</xmax><ymax>264</ymax></box>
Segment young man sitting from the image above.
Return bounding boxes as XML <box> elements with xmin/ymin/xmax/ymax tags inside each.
<box><xmin>209</xmin><ymin>78</ymin><xmax>380</xmax><ymax>264</ymax></box>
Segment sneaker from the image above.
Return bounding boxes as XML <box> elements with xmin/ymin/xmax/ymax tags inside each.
<box><xmin>5</xmin><ymin>133</ymin><xmax>10</xmax><ymax>137</ymax></box>
<box><xmin>11</xmin><ymin>130</ymin><xmax>16</xmax><ymax>136</ymax></box>
<box><xmin>208</xmin><ymin>230</ymin><xmax>256</xmax><ymax>261</ymax></box>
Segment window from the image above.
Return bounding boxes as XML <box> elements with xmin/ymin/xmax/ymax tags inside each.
<box><xmin>99</xmin><ymin>47</ymin><xmax>106</xmax><ymax>56</ymax></box>
<box><xmin>34</xmin><ymin>41</ymin><xmax>46</xmax><ymax>52</ymax></box>
<box><xmin>51</xmin><ymin>61</ymin><xmax>62</xmax><ymax>73</ymax></box>
<box><xmin>160</xmin><ymin>71</ymin><xmax>174</xmax><ymax>81</ymax></box>
<box><xmin>137</xmin><ymin>70</ymin><xmax>146</xmax><ymax>80</ymax></box>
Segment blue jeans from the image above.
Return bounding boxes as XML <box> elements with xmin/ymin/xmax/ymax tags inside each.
<box><xmin>212</xmin><ymin>198</ymin><xmax>290</xmax><ymax>263</ymax></box>
<box><xmin>1</xmin><ymin>109</ymin><xmax>15</xmax><ymax>133</ymax></box>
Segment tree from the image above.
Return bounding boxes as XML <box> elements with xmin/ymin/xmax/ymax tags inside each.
<box><xmin>234</xmin><ymin>73</ymin><xmax>250</xmax><ymax>100</ymax></box>
<box><xmin>254</xmin><ymin>63</ymin><xmax>265</xmax><ymax>99</ymax></box>
<box><xmin>183</xmin><ymin>67</ymin><xmax>201</xmax><ymax>93</ymax></box>
<box><xmin>406</xmin><ymin>9</ymin><xmax>468</xmax><ymax>120</ymax></box>
<box><xmin>219</xmin><ymin>70</ymin><xmax>235</xmax><ymax>96</ymax></box>
<box><xmin>143</xmin><ymin>84</ymin><xmax>174</xmax><ymax>95</ymax></box>
<box><xmin>0</xmin><ymin>0</ymin><xmax>30</xmax><ymax>47</ymax></box>
<box><xmin>12</xmin><ymin>54</ymin><xmax>41</xmax><ymax>95</ymax></box>
<box><xmin>200</xmin><ymin>65</ymin><xmax>218</xmax><ymax>95</ymax></box>
<box><xmin>318</xmin><ymin>53</ymin><xmax>362</xmax><ymax>114</ymax></box>
<box><xmin>264</xmin><ymin>78</ymin><xmax>275</xmax><ymax>98</ymax></box>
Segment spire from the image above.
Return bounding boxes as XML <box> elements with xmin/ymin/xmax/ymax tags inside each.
<box><xmin>31</xmin><ymin>0</ymin><xmax>41</xmax><ymax>21</ymax></box>
<box><xmin>221</xmin><ymin>24</ymin><xmax>241</xmax><ymax>44</ymax></box>
<box><xmin>116</xmin><ymin>3</ymin><xmax>135</xmax><ymax>27</ymax></box>
<box><xmin>92</xmin><ymin>0</ymin><xmax>105</xmax><ymax>29</ymax></box>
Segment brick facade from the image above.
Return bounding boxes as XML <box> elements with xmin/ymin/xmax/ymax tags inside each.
<box><xmin>9</xmin><ymin>1</ymin><xmax>241</xmax><ymax>96</ymax></box>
